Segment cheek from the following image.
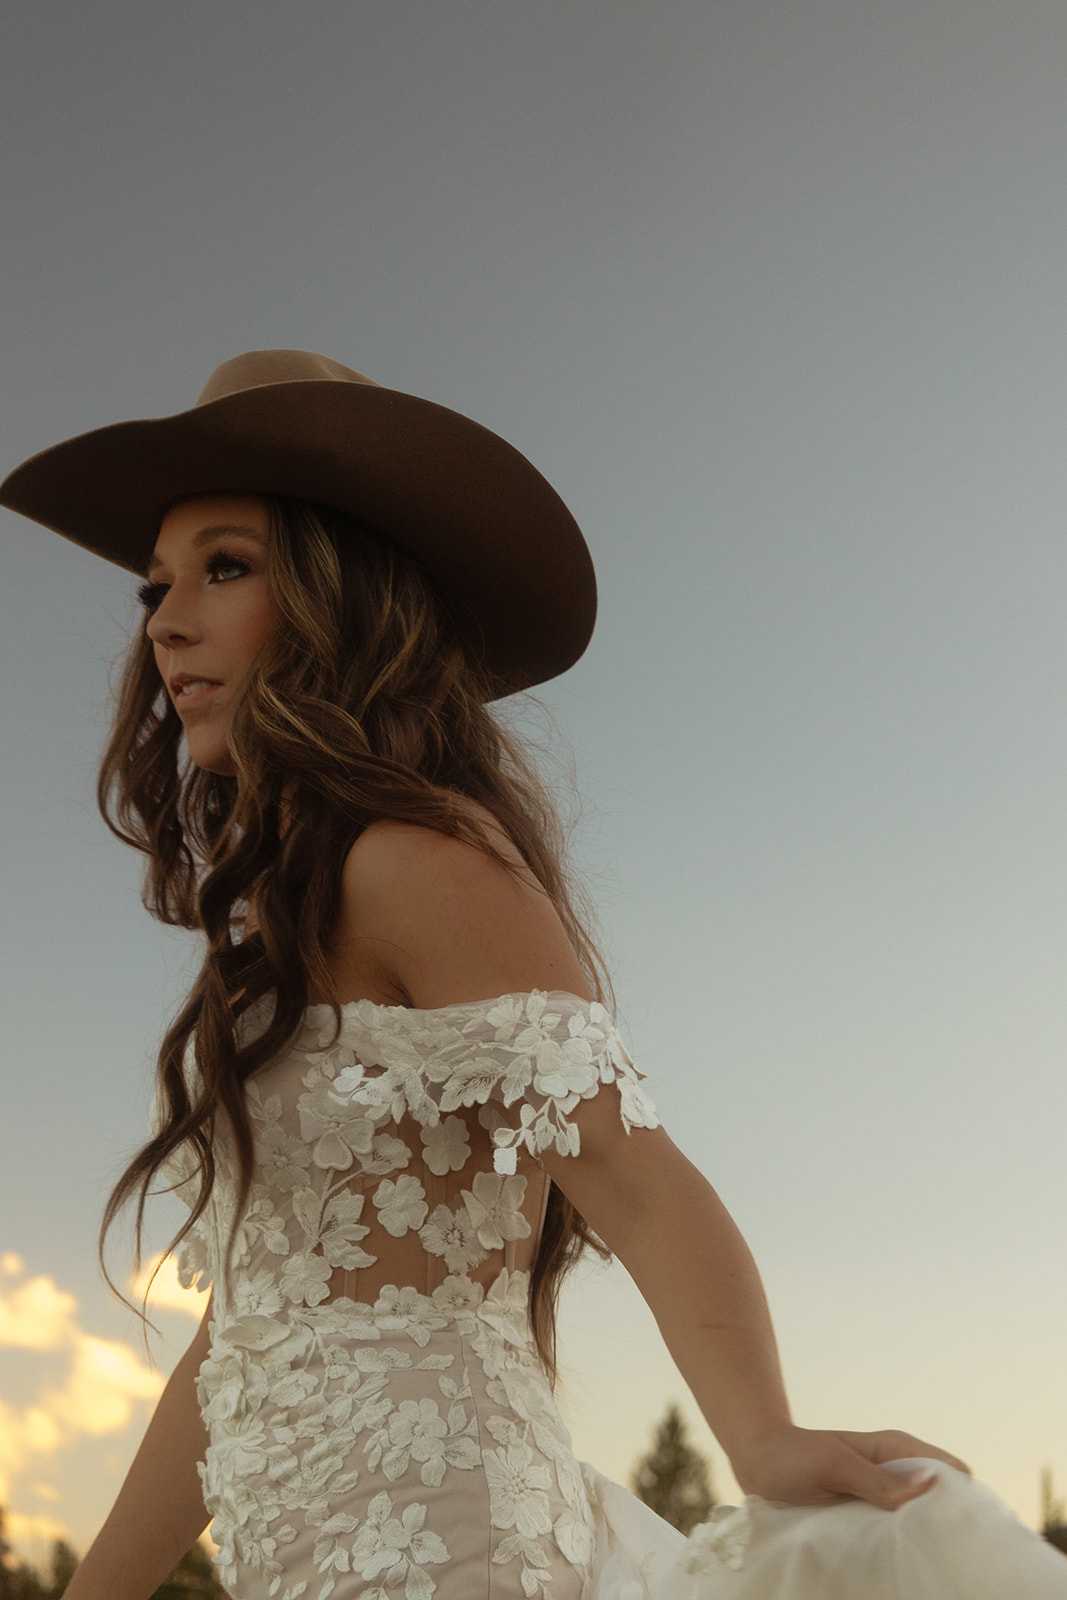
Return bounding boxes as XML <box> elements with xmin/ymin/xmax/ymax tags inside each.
<box><xmin>254</xmin><ymin>598</ymin><xmax>281</xmax><ymax>652</ymax></box>
<box><xmin>237</xmin><ymin>597</ymin><xmax>281</xmax><ymax>662</ymax></box>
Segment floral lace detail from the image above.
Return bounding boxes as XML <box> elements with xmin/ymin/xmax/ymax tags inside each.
<box><xmin>174</xmin><ymin>991</ymin><xmax>658</xmax><ymax>1309</ymax></box>
<box><xmin>168</xmin><ymin>993</ymin><xmax>659</xmax><ymax>1599</ymax></box>
<box><xmin>195</xmin><ymin>1271</ymin><xmax>596</xmax><ymax>1600</ymax></box>
<box><xmin>284</xmin><ymin>989</ymin><xmax>657</xmax><ymax>1177</ymax></box>
<box><xmin>355</xmin><ymin>989</ymin><xmax>658</xmax><ymax>1176</ymax></box>
<box><xmin>679</xmin><ymin>1505</ymin><xmax>753</xmax><ymax>1573</ymax></box>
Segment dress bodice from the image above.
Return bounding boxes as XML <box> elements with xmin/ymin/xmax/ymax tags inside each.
<box><xmin>171</xmin><ymin>990</ymin><xmax>659</xmax><ymax>1327</ymax></box>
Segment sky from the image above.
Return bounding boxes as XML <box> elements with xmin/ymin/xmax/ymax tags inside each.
<box><xmin>3</xmin><ymin>0</ymin><xmax>1067</xmax><ymax>1569</ymax></box>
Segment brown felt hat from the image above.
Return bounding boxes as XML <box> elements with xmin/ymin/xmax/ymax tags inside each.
<box><xmin>0</xmin><ymin>349</ymin><xmax>596</xmax><ymax>695</ymax></box>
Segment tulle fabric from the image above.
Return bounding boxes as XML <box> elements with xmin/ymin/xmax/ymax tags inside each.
<box><xmin>582</xmin><ymin>1458</ymin><xmax>1067</xmax><ymax>1598</ymax></box>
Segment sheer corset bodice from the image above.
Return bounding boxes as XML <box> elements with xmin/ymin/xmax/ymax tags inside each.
<box><xmin>171</xmin><ymin>989</ymin><xmax>658</xmax><ymax>1329</ymax></box>
<box><xmin>164</xmin><ymin>991</ymin><xmax>661</xmax><ymax>1600</ymax></box>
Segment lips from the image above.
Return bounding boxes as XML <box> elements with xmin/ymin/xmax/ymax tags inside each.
<box><xmin>174</xmin><ymin>677</ymin><xmax>220</xmax><ymax>696</ymax></box>
<box><xmin>170</xmin><ymin>674</ymin><xmax>223</xmax><ymax>709</ymax></box>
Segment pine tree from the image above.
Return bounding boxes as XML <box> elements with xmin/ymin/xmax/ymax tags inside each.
<box><xmin>149</xmin><ymin>1542</ymin><xmax>229</xmax><ymax>1598</ymax></box>
<box><xmin>0</xmin><ymin>1509</ymin><xmax>15</xmax><ymax>1600</ymax></box>
<box><xmin>631</xmin><ymin>1402</ymin><xmax>715</xmax><ymax>1534</ymax></box>
<box><xmin>0</xmin><ymin>1509</ymin><xmax>46</xmax><ymax>1600</ymax></box>
<box><xmin>40</xmin><ymin>1536</ymin><xmax>77</xmax><ymax>1600</ymax></box>
<box><xmin>1042</xmin><ymin>1466</ymin><xmax>1067</xmax><ymax>1556</ymax></box>
<box><xmin>43</xmin><ymin>1541</ymin><xmax>78</xmax><ymax>1600</ymax></box>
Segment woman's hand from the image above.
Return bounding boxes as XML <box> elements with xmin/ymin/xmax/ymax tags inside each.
<box><xmin>732</xmin><ymin>1423</ymin><xmax>971</xmax><ymax>1510</ymax></box>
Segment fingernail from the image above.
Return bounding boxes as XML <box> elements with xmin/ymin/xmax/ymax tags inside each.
<box><xmin>906</xmin><ymin>1466</ymin><xmax>937</xmax><ymax>1488</ymax></box>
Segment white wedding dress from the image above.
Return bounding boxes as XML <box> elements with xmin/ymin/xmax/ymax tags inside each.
<box><xmin>168</xmin><ymin>990</ymin><xmax>1067</xmax><ymax>1599</ymax></box>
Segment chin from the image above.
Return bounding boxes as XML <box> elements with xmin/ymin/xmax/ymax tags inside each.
<box><xmin>187</xmin><ymin>738</ymin><xmax>237</xmax><ymax>778</ymax></box>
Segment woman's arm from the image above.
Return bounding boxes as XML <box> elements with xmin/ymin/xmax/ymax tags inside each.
<box><xmin>538</xmin><ymin>1102</ymin><xmax>967</xmax><ymax>1507</ymax></box>
<box><xmin>337</xmin><ymin>820</ymin><xmax>969</xmax><ymax>1509</ymax></box>
<box><xmin>541</xmin><ymin>1103</ymin><xmax>792</xmax><ymax>1475</ymax></box>
<box><xmin>63</xmin><ymin>1299</ymin><xmax>214</xmax><ymax>1600</ymax></box>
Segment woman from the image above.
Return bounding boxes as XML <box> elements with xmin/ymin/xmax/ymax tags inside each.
<box><xmin>2</xmin><ymin>349</ymin><xmax>1062</xmax><ymax>1600</ymax></box>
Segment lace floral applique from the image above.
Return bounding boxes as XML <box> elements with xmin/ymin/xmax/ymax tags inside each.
<box><xmin>171</xmin><ymin>994</ymin><xmax>654</xmax><ymax>1599</ymax></box>
<box><xmin>419</xmin><ymin>1204</ymin><xmax>488</xmax><ymax>1274</ymax></box>
<box><xmin>374</xmin><ymin>1177</ymin><xmax>429</xmax><ymax>1237</ymax></box>
<box><xmin>679</xmin><ymin>1503</ymin><xmax>753</xmax><ymax>1573</ymax></box>
<box><xmin>347</xmin><ymin>990</ymin><xmax>660</xmax><ymax>1177</ymax></box>
<box><xmin>419</xmin><ymin>1116</ymin><xmax>470</xmax><ymax>1176</ymax></box>
<box><xmin>350</xmin><ymin>1491</ymin><xmax>449</xmax><ymax>1599</ymax></box>
<box><xmin>462</xmin><ymin>1173</ymin><xmax>531</xmax><ymax>1251</ymax></box>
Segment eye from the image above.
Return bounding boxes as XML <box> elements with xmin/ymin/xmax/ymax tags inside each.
<box><xmin>136</xmin><ymin>550</ymin><xmax>253</xmax><ymax>612</ymax></box>
<box><xmin>206</xmin><ymin>551</ymin><xmax>253</xmax><ymax>583</ymax></box>
<box><xmin>137</xmin><ymin>579</ymin><xmax>167</xmax><ymax>612</ymax></box>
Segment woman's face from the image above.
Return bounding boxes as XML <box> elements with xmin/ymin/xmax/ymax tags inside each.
<box><xmin>143</xmin><ymin>494</ymin><xmax>279</xmax><ymax>776</ymax></box>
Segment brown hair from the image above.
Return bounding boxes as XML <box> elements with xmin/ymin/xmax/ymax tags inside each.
<box><xmin>97</xmin><ymin>495</ymin><xmax>608</xmax><ymax>1378</ymax></box>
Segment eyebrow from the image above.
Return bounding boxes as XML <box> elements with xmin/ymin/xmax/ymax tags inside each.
<box><xmin>146</xmin><ymin>522</ymin><xmax>268</xmax><ymax>576</ymax></box>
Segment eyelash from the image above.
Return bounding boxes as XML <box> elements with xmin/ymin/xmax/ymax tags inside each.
<box><xmin>136</xmin><ymin>550</ymin><xmax>254</xmax><ymax>612</ymax></box>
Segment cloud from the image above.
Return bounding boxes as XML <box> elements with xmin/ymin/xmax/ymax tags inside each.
<box><xmin>4</xmin><ymin>1508</ymin><xmax>69</xmax><ymax>1550</ymax></box>
<box><xmin>0</xmin><ymin>1261</ymin><xmax>165</xmax><ymax>1508</ymax></box>
<box><xmin>0</xmin><ymin>1274</ymin><xmax>80</xmax><ymax>1350</ymax></box>
<box><xmin>40</xmin><ymin>1335</ymin><xmax>165</xmax><ymax>1439</ymax></box>
<box><xmin>126</xmin><ymin>1251</ymin><xmax>210</xmax><ymax>1321</ymax></box>
<box><xmin>0</xmin><ymin>1396</ymin><xmax>63</xmax><ymax>1504</ymax></box>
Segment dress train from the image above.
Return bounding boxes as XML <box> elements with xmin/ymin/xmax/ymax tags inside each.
<box><xmin>582</xmin><ymin>1457</ymin><xmax>1067</xmax><ymax>1598</ymax></box>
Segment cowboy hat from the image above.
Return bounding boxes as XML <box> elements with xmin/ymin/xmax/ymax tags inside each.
<box><xmin>0</xmin><ymin>349</ymin><xmax>596</xmax><ymax>695</ymax></box>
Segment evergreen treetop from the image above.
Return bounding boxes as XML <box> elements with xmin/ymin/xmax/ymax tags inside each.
<box><xmin>631</xmin><ymin>1401</ymin><xmax>715</xmax><ymax>1535</ymax></box>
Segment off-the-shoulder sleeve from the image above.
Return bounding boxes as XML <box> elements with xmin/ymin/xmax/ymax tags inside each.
<box><xmin>345</xmin><ymin>990</ymin><xmax>660</xmax><ymax>1176</ymax></box>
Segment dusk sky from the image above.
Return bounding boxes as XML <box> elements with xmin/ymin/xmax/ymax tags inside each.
<box><xmin>3</xmin><ymin>0</ymin><xmax>1067</xmax><ymax>1568</ymax></box>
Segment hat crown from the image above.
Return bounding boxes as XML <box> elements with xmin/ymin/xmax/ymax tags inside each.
<box><xmin>0</xmin><ymin>348</ymin><xmax>594</xmax><ymax>695</ymax></box>
<box><xmin>196</xmin><ymin>349</ymin><xmax>381</xmax><ymax>407</ymax></box>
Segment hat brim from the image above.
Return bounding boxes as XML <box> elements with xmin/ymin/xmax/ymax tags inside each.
<box><xmin>0</xmin><ymin>380</ymin><xmax>596</xmax><ymax>695</ymax></box>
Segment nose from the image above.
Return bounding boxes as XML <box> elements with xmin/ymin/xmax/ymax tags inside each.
<box><xmin>145</xmin><ymin>582</ymin><xmax>202</xmax><ymax>647</ymax></box>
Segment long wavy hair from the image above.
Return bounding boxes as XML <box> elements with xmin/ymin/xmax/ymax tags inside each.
<box><xmin>97</xmin><ymin>494</ymin><xmax>608</xmax><ymax>1379</ymax></box>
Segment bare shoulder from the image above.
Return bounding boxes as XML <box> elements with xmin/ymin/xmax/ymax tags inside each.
<box><xmin>345</xmin><ymin>806</ymin><xmax>530</xmax><ymax>893</ymax></box>
<box><xmin>332</xmin><ymin>809</ymin><xmax>591</xmax><ymax>1009</ymax></box>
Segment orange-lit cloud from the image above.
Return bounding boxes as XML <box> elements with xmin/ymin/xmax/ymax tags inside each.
<box><xmin>0</xmin><ymin>1271</ymin><xmax>80</xmax><ymax>1350</ymax></box>
<box><xmin>127</xmin><ymin>1251</ymin><xmax>210</xmax><ymax>1321</ymax></box>
<box><xmin>4</xmin><ymin>1508</ymin><xmax>69</xmax><ymax>1550</ymax></box>
<box><xmin>0</xmin><ymin>1259</ymin><xmax>166</xmax><ymax>1508</ymax></box>
<box><xmin>40</xmin><ymin>1335</ymin><xmax>165</xmax><ymax>1438</ymax></box>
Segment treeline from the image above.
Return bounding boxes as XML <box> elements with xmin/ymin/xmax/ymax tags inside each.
<box><xmin>4</xmin><ymin>1411</ymin><xmax>1066</xmax><ymax>1593</ymax></box>
<box><xmin>0</xmin><ymin>1514</ymin><xmax>226</xmax><ymax>1600</ymax></box>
